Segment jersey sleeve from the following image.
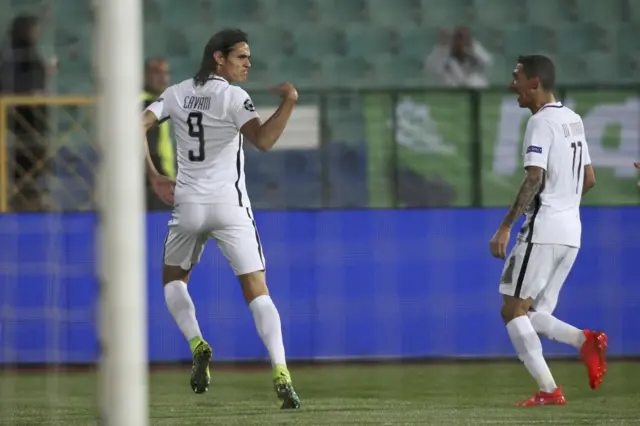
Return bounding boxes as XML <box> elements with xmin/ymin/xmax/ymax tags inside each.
<box><xmin>522</xmin><ymin>118</ymin><xmax>553</xmax><ymax>170</ymax></box>
<box><xmin>229</xmin><ymin>88</ymin><xmax>259</xmax><ymax>129</ymax></box>
<box><xmin>583</xmin><ymin>141</ymin><xmax>592</xmax><ymax>166</ymax></box>
<box><xmin>144</xmin><ymin>87</ymin><xmax>172</xmax><ymax>122</ymax></box>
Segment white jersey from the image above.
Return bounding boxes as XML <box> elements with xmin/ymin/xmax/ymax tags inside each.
<box><xmin>517</xmin><ymin>102</ymin><xmax>591</xmax><ymax>248</ymax></box>
<box><xmin>145</xmin><ymin>76</ymin><xmax>259</xmax><ymax>206</ymax></box>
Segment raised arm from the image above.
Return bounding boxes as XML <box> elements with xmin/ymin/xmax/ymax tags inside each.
<box><xmin>238</xmin><ymin>83</ymin><xmax>298</xmax><ymax>152</ymax></box>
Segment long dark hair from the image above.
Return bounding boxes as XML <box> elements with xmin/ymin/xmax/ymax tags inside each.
<box><xmin>193</xmin><ymin>29</ymin><xmax>248</xmax><ymax>86</ymax></box>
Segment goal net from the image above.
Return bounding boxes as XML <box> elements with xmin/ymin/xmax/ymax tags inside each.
<box><xmin>1</xmin><ymin>0</ymin><xmax>147</xmax><ymax>424</ymax></box>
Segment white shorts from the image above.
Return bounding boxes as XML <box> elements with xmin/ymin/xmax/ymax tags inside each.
<box><xmin>499</xmin><ymin>241</ymin><xmax>578</xmax><ymax>313</ymax></box>
<box><xmin>163</xmin><ymin>203</ymin><xmax>265</xmax><ymax>276</ymax></box>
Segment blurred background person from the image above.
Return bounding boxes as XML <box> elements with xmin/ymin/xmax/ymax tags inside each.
<box><xmin>425</xmin><ymin>26</ymin><xmax>493</xmax><ymax>88</ymax></box>
<box><xmin>0</xmin><ymin>14</ymin><xmax>57</xmax><ymax>212</ymax></box>
<box><xmin>142</xmin><ymin>56</ymin><xmax>175</xmax><ymax>211</ymax></box>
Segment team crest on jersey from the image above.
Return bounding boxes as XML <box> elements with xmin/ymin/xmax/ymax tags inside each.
<box><xmin>243</xmin><ymin>98</ymin><xmax>255</xmax><ymax>112</ymax></box>
<box><xmin>526</xmin><ymin>145</ymin><xmax>543</xmax><ymax>154</ymax></box>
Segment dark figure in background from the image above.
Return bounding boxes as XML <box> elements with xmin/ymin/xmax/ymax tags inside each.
<box><xmin>142</xmin><ymin>57</ymin><xmax>175</xmax><ymax>211</ymax></box>
<box><xmin>425</xmin><ymin>26</ymin><xmax>492</xmax><ymax>88</ymax></box>
<box><xmin>0</xmin><ymin>15</ymin><xmax>53</xmax><ymax>212</ymax></box>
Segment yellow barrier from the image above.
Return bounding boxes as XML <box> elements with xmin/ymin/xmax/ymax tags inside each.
<box><xmin>0</xmin><ymin>96</ymin><xmax>96</xmax><ymax>212</ymax></box>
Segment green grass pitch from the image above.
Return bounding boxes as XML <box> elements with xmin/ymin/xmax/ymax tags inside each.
<box><xmin>1</xmin><ymin>361</ymin><xmax>639</xmax><ymax>425</ymax></box>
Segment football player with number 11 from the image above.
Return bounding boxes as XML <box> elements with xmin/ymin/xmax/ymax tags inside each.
<box><xmin>490</xmin><ymin>55</ymin><xmax>607</xmax><ymax>407</ymax></box>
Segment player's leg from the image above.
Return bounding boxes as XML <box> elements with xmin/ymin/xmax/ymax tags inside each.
<box><xmin>529</xmin><ymin>246</ymin><xmax>607</xmax><ymax>389</ymax></box>
<box><xmin>213</xmin><ymin>205</ymin><xmax>300</xmax><ymax>409</ymax></box>
<box><xmin>499</xmin><ymin>242</ymin><xmax>565</xmax><ymax>406</ymax></box>
<box><xmin>163</xmin><ymin>206</ymin><xmax>212</xmax><ymax>394</ymax></box>
<box><xmin>528</xmin><ymin>245</ymin><xmax>583</xmax><ymax>348</ymax></box>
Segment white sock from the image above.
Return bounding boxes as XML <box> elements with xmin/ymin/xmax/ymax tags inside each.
<box><xmin>507</xmin><ymin>316</ymin><xmax>557</xmax><ymax>393</ymax></box>
<box><xmin>249</xmin><ymin>295</ymin><xmax>286</xmax><ymax>367</ymax></box>
<box><xmin>528</xmin><ymin>311</ymin><xmax>586</xmax><ymax>349</ymax></box>
<box><xmin>164</xmin><ymin>280</ymin><xmax>202</xmax><ymax>341</ymax></box>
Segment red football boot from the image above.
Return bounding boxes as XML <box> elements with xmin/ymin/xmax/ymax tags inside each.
<box><xmin>580</xmin><ymin>330</ymin><xmax>608</xmax><ymax>390</ymax></box>
<box><xmin>516</xmin><ymin>387</ymin><xmax>566</xmax><ymax>407</ymax></box>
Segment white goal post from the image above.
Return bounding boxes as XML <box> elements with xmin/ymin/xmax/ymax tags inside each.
<box><xmin>95</xmin><ymin>0</ymin><xmax>148</xmax><ymax>424</ymax></box>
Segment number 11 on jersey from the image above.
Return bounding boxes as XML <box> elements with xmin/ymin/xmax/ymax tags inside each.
<box><xmin>571</xmin><ymin>141</ymin><xmax>583</xmax><ymax>194</ymax></box>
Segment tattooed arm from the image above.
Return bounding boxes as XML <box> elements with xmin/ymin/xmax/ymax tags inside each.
<box><xmin>490</xmin><ymin>119</ymin><xmax>550</xmax><ymax>259</ymax></box>
<box><xmin>499</xmin><ymin>166</ymin><xmax>544</xmax><ymax>229</ymax></box>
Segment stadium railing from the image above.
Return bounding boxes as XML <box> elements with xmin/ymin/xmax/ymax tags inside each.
<box><xmin>0</xmin><ymin>87</ymin><xmax>638</xmax><ymax>213</ymax></box>
<box><xmin>0</xmin><ymin>96</ymin><xmax>96</xmax><ymax>212</ymax></box>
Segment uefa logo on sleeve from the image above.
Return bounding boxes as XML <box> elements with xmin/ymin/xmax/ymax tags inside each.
<box><xmin>243</xmin><ymin>98</ymin><xmax>255</xmax><ymax>112</ymax></box>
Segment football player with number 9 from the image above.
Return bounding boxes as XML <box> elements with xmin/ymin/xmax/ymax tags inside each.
<box><xmin>141</xmin><ymin>28</ymin><xmax>300</xmax><ymax>409</ymax></box>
